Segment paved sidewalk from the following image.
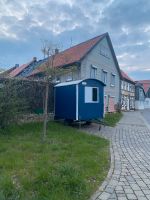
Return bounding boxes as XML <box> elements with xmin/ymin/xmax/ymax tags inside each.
<box><xmin>140</xmin><ymin>109</ymin><xmax>150</xmax><ymax>128</ymax></box>
<box><xmin>84</xmin><ymin>111</ymin><xmax>150</xmax><ymax>200</ymax></box>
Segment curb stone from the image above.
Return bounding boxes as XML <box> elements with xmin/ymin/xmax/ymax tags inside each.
<box><xmin>91</xmin><ymin>138</ymin><xmax>116</xmax><ymax>200</ymax></box>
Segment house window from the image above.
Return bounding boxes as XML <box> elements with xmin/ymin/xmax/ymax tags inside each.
<box><xmin>110</xmin><ymin>73</ymin><xmax>115</xmax><ymax>86</ymax></box>
<box><xmin>125</xmin><ymin>82</ymin><xmax>127</xmax><ymax>90</ymax></box>
<box><xmin>128</xmin><ymin>83</ymin><xmax>130</xmax><ymax>91</ymax></box>
<box><xmin>131</xmin><ymin>85</ymin><xmax>135</xmax><ymax>92</ymax></box>
<box><xmin>139</xmin><ymin>89</ymin><xmax>143</xmax><ymax>98</ymax></box>
<box><xmin>121</xmin><ymin>81</ymin><xmax>124</xmax><ymax>90</ymax></box>
<box><xmin>85</xmin><ymin>87</ymin><xmax>99</xmax><ymax>103</ymax></box>
<box><xmin>93</xmin><ymin>88</ymin><xmax>98</xmax><ymax>101</ymax></box>
<box><xmin>55</xmin><ymin>76</ymin><xmax>60</xmax><ymax>83</ymax></box>
<box><xmin>130</xmin><ymin>84</ymin><xmax>134</xmax><ymax>92</ymax></box>
<box><xmin>90</xmin><ymin>65</ymin><xmax>97</xmax><ymax>78</ymax></box>
<box><xmin>66</xmin><ymin>72</ymin><xmax>73</xmax><ymax>81</ymax></box>
<box><xmin>123</xmin><ymin>81</ymin><xmax>126</xmax><ymax>90</ymax></box>
<box><xmin>102</xmin><ymin>70</ymin><xmax>107</xmax><ymax>84</ymax></box>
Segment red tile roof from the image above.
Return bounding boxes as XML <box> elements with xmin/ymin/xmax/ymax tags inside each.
<box><xmin>9</xmin><ymin>61</ymin><xmax>33</xmax><ymax>77</ymax></box>
<box><xmin>136</xmin><ymin>80</ymin><xmax>150</xmax><ymax>93</ymax></box>
<box><xmin>1</xmin><ymin>66</ymin><xmax>17</xmax><ymax>77</ymax></box>
<box><xmin>121</xmin><ymin>70</ymin><xmax>135</xmax><ymax>83</ymax></box>
<box><xmin>29</xmin><ymin>33</ymin><xmax>107</xmax><ymax>77</ymax></box>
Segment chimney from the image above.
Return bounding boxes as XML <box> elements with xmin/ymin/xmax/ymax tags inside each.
<box><xmin>33</xmin><ymin>57</ymin><xmax>37</xmax><ymax>62</ymax></box>
<box><xmin>55</xmin><ymin>48</ymin><xmax>59</xmax><ymax>55</ymax></box>
<box><xmin>15</xmin><ymin>64</ymin><xmax>19</xmax><ymax>68</ymax></box>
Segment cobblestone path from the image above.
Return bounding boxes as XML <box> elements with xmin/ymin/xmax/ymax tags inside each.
<box><xmin>85</xmin><ymin>111</ymin><xmax>150</xmax><ymax>200</ymax></box>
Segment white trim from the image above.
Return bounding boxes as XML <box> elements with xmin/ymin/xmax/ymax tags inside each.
<box><xmin>102</xmin><ymin>69</ymin><xmax>108</xmax><ymax>73</ymax></box>
<box><xmin>55</xmin><ymin>80</ymin><xmax>82</xmax><ymax>87</ymax></box>
<box><xmin>85</xmin><ymin>87</ymin><xmax>99</xmax><ymax>103</ymax></box>
<box><xmin>110</xmin><ymin>95</ymin><xmax>115</xmax><ymax>98</ymax></box>
<box><xmin>91</xmin><ymin>64</ymin><xmax>98</xmax><ymax>69</ymax></box>
<box><xmin>66</xmin><ymin>78</ymin><xmax>73</xmax><ymax>82</ymax></box>
<box><xmin>76</xmin><ymin>84</ymin><xmax>79</xmax><ymax>120</ymax></box>
<box><xmin>111</xmin><ymin>73</ymin><xmax>116</xmax><ymax>76</ymax></box>
<box><xmin>110</xmin><ymin>84</ymin><xmax>115</xmax><ymax>87</ymax></box>
<box><xmin>55</xmin><ymin>80</ymin><xmax>61</xmax><ymax>83</ymax></box>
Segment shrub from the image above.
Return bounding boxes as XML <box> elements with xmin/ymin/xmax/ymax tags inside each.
<box><xmin>0</xmin><ymin>79</ymin><xmax>28</xmax><ymax>129</ymax></box>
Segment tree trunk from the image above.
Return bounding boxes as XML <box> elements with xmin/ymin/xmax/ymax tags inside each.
<box><xmin>42</xmin><ymin>81</ymin><xmax>49</xmax><ymax>142</ymax></box>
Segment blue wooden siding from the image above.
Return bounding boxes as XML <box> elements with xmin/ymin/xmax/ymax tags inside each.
<box><xmin>55</xmin><ymin>84</ymin><xmax>76</xmax><ymax>120</ymax></box>
<box><xmin>54</xmin><ymin>79</ymin><xmax>105</xmax><ymax>121</ymax></box>
<box><xmin>78</xmin><ymin>79</ymin><xmax>104</xmax><ymax>120</ymax></box>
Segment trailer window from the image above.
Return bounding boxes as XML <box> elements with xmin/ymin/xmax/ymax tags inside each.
<box><xmin>92</xmin><ymin>88</ymin><xmax>98</xmax><ymax>101</ymax></box>
<box><xmin>85</xmin><ymin>87</ymin><xmax>99</xmax><ymax>103</ymax></box>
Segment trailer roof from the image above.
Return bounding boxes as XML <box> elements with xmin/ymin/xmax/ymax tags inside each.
<box><xmin>55</xmin><ymin>80</ymin><xmax>82</xmax><ymax>87</ymax></box>
<box><xmin>54</xmin><ymin>79</ymin><xmax>105</xmax><ymax>87</ymax></box>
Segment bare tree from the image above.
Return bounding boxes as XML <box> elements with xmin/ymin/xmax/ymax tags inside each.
<box><xmin>41</xmin><ymin>40</ymin><xmax>78</xmax><ymax>142</ymax></box>
<box><xmin>41</xmin><ymin>41</ymin><xmax>55</xmax><ymax>142</ymax></box>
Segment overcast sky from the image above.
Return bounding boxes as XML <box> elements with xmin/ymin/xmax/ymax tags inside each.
<box><xmin>0</xmin><ymin>0</ymin><xmax>150</xmax><ymax>80</ymax></box>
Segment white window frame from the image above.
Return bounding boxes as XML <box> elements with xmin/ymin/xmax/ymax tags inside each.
<box><xmin>55</xmin><ymin>76</ymin><xmax>61</xmax><ymax>83</ymax></box>
<box><xmin>128</xmin><ymin>83</ymin><xmax>130</xmax><ymax>91</ymax></box>
<box><xmin>85</xmin><ymin>86</ymin><xmax>99</xmax><ymax>103</ymax></box>
<box><xmin>102</xmin><ymin>70</ymin><xmax>107</xmax><ymax>85</ymax></box>
<box><xmin>90</xmin><ymin>65</ymin><xmax>97</xmax><ymax>79</ymax></box>
<box><xmin>66</xmin><ymin>72</ymin><xmax>73</xmax><ymax>82</ymax></box>
<box><xmin>121</xmin><ymin>81</ymin><xmax>124</xmax><ymax>90</ymax></box>
<box><xmin>110</xmin><ymin>73</ymin><xmax>115</xmax><ymax>86</ymax></box>
<box><xmin>125</xmin><ymin>82</ymin><xmax>127</xmax><ymax>90</ymax></box>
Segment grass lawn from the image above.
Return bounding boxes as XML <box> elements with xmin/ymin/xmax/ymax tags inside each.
<box><xmin>103</xmin><ymin>112</ymin><xmax>123</xmax><ymax>127</ymax></box>
<box><xmin>0</xmin><ymin>122</ymin><xmax>110</xmax><ymax>200</ymax></box>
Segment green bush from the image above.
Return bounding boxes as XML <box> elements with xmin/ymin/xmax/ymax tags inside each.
<box><xmin>0</xmin><ymin>79</ymin><xmax>28</xmax><ymax>129</ymax></box>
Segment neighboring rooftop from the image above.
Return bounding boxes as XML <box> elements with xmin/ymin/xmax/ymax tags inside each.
<box><xmin>136</xmin><ymin>80</ymin><xmax>150</xmax><ymax>94</ymax></box>
<box><xmin>6</xmin><ymin>32</ymin><xmax>121</xmax><ymax>78</ymax></box>
<box><xmin>9</xmin><ymin>60</ymin><xmax>34</xmax><ymax>78</ymax></box>
<box><xmin>29</xmin><ymin>33</ymin><xmax>108</xmax><ymax>77</ymax></box>
<box><xmin>121</xmin><ymin>70</ymin><xmax>135</xmax><ymax>83</ymax></box>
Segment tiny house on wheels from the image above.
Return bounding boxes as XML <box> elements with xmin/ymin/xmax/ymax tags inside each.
<box><xmin>54</xmin><ymin>79</ymin><xmax>105</xmax><ymax>122</ymax></box>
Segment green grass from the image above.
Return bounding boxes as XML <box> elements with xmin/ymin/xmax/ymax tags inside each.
<box><xmin>103</xmin><ymin>112</ymin><xmax>123</xmax><ymax>127</ymax></box>
<box><xmin>0</xmin><ymin>122</ymin><xmax>110</xmax><ymax>200</ymax></box>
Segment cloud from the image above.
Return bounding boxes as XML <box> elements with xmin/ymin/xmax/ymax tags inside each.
<box><xmin>0</xmin><ymin>0</ymin><xmax>150</xmax><ymax>80</ymax></box>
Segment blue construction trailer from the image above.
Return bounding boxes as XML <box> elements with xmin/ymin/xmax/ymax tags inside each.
<box><xmin>54</xmin><ymin>79</ymin><xmax>105</xmax><ymax>122</ymax></box>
